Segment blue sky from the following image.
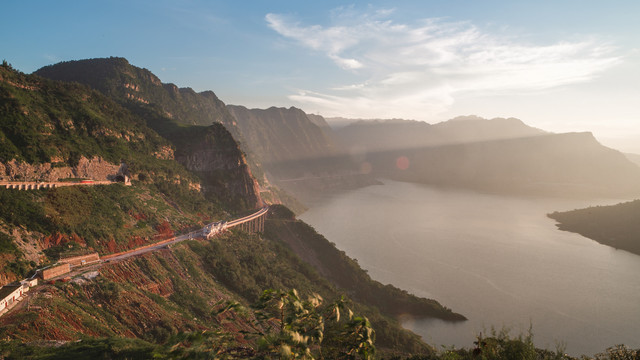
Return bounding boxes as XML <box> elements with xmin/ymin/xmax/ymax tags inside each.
<box><xmin>2</xmin><ymin>0</ymin><xmax>639</xmax><ymax>151</ymax></box>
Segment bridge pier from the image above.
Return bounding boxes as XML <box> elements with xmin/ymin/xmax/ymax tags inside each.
<box><xmin>1</xmin><ymin>182</ymin><xmax>58</xmax><ymax>190</ymax></box>
<box><xmin>224</xmin><ymin>207</ymin><xmax>268</xmax><ymax>234</ymax></box>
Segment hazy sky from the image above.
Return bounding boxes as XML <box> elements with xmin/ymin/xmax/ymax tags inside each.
<box><xmin>2</xmin><ymin>1</ymin><xmax>639</xmax><ymax>152</ymax></box>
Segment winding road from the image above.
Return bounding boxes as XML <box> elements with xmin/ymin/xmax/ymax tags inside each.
<box><xmin>102</xmin><ymin>206</ymin><xmax>269</xmax><ymax>263</ymax></box>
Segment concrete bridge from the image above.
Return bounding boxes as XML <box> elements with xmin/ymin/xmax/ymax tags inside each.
<box><xmin>225</xmin><ymin>207</ymin><xmax>268</xmax><ymax>233</ymax></box>
<box><xmin>202</xmin><ymin>207</ymin><xmax>269</xmax><ymax>238</ymax></box>
<box><xmin>0</xmin><ymin>180</ymin><xmax>118</xmax><ymax>190</ymax></box>
<box><xmin>104</xmin><ymin>206</ymin><xmax>271</xmax><ymax>262</ymax></box>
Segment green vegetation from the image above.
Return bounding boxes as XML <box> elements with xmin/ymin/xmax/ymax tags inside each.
<box><xmin>35</xmin><ymin>57</ymin><xmax>237</xmax><ymax>131</ymax></box>
<box><xmin>0</xmin><ymin>232</ymin><xmax>34</xmax><ymax>278</ymax></box>
<box><xmin>0</xmin><ymin>66</ymin><xmax>166</xmax><ymax>166</ymax></box>
<box><xmin>0</xmin><ymin>327</ymin><xmax>637</xmax><ymax>359</ymax></box>
<box><xmin>0</xmin><ymin>182</ymin><xmax>215</xmax><ymax>259</ymax></box>
<box><xmin>548</xmin><ymin>199</ymin><xmax>640</xmax><ymax>256</ymax></box>
<box><xmin>216</xmin><ymin>289</ymin><xmax>376</xmax><ymax>359</ymax></box>
<box><xmin>0</xmin><ymin>63</ymin><xmax>253</xmax><ymax>268</ymax></box>
<box><xmin>0</xmin><ymin>188</ymin><xmax>52</xmax><ymax>233</ymax></box>
<box><xmin>0</xmin><ymin>228</ymin><xmax>433</xmax><ymax>356</ymax></box>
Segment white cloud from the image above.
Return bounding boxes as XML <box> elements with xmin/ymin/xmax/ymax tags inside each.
<box><xmin>265</xmin><ymin>9</ymin><xmax>622</xmax><ymax>119</ymax></box>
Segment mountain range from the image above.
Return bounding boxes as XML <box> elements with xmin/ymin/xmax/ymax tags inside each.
<box><xmin>333</xmin><ymin>117</ymin><xmax>640</xmax><ymax>197</ymax></box>
<box><xmin>1</xmin><ymin>56</ymin><xmax>640</xmax><ymax>357</ymax></box>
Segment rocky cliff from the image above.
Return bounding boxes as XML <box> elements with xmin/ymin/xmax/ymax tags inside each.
<box><xmin>227</xmin><ymin>106</ymin><xmax>378</xmax><ymax>203</ymax></box>
<box><xmin>227</xmin><ymin>105</ymin><xmax>339</xmax><ymax>164</ymax></box>
<box><xmin>0</xmin><ymin>156</ymin><xmax>122</xmax><ymax>182</ymax></box>
<box><xmin>34</xmin><ymin>58</ymin><xmax>276</xmax><ymax>208</ymax></box>
<box><xmin>172</xmin><ymin>123</ymin><xmax>263</xmax><ymax>210</ymax></box>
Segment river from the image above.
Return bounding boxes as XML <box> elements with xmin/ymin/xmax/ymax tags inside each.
<box><xmin>299</xmin><ymin>180</ymin><xmax>640</xmax><ymax>356</ymax></box>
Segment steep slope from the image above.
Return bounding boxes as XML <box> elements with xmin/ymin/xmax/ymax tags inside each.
<box><xmin>170</xmin><ymin>123</ymin><xmax>263</xmax><ymax>210</ymax></box>
<box><xmin>226</xmin><ymin>105</ymin><xmax>339</xmax><ymax>164</ymax></box>
<box><xmin>35</xmin><ymin>58</ymin><xmax>308</xmax><ymax>208</ymax></box>
<box><xmin>549</xmin><ymin>199</ymin><xmax>640</xmax><ymax>256</ymax></box>
<box><xmin>34</xmin><ymin>57</ymin><xmax>264</xmax><ymax>209</ymax></box>
<box><xmin>35</xmin><ymin>58</ymin><xmax>380</xmax><ymax>208</ymax></box>
<box><xmin>0</xmin><ymin>63</ymin><xmax>254</xmax><ymax>285</ymax></box>
<box><xmin>227</xmin><ymin>105</ymin><xmax>377</xmax><ymax>203</ymax></box>
<box><xmin>1</xmin><ymin>62</ymin><xmax>165</xmax><ymax>168</ymax></box>
<box><xmin>0</xmin><ymin>221</ymin><xmax>449</xmax><ymax>356</ymax></box>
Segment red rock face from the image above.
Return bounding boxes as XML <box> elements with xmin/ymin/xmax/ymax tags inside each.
<box><xmin>41</xmin><ymin>233</ymin><xmax>87</xmax><ymax>249</ymax></box>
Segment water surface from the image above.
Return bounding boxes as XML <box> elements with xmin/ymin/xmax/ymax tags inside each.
<box><xmin>300</xmin><ymin>180</ymin><xmax>640</xmax><ymax>356</ymax></box>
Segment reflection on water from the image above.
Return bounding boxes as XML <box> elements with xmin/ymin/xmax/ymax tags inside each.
<box><xmin>300</xmin><ymin>180</ymin><xmax>640</xmax><ymax>356</ymax></box>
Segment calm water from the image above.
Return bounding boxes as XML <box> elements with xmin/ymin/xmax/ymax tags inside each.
<box><xmin>299</xmin><ymin>180</ymin><xmax>640</xmax><ymax>356</ymax></box>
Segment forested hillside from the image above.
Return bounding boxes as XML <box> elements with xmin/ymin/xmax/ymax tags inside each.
<box><xmin>0</xmin><ymin>62</ymin><xmax>230</xmax><ymax>284</ymax></box>
<box><xmin>549</xmin><ymin>199</ymin><xmax>640</xmax><ymax>256</ymax></box>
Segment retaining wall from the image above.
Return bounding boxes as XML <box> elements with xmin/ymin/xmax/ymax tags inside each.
<box><xmin>60</xmin><ymin>253</ymin><xmax>100</xmax><ymax>267</ymax></box>
<box><xmin>41</xmin><ymin>263</ymin><xmax>71</xmax><ymax>280</ymax></box>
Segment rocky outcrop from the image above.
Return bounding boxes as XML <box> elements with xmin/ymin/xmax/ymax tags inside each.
<box><xmin>174</xmin><ymin>124</ymin><xmax>262</xmax><ymax>211</ymax></box>
<box><xmin>153</xmin><ymin>146</ymin><xmax>175</xmax><ymax>160</ymax></box>
<box><xmin>0</xmin><ymin>156</ymin><xmax>122</xmax><ymax>182</ymax></box>
<box><xmin>227</xmin><ymin>106</ymin><xmax>378</xmax><ymax>204</ymax></box>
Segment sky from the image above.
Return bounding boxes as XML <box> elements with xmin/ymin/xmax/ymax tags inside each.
<box><xmin>2</xmin><ymin>0</ymin><xmax>640</xmax><ymax>152</ymax></box>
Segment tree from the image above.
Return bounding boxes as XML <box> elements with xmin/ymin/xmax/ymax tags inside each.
<box><xmin>214</xmin><ymin>289</ymin><xmax>376</xmax><ymax>359</ymax></box>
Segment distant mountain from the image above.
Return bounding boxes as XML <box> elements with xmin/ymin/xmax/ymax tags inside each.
<box><xmin>549</xmin><ymin>199</ymin><xmax>640</xmax><ymax>256</ymax></box>
<box><xmin>227</xmin><ymin>106</ymin><xmax>378</xmax><ymax>203</ymax></box>
<box><xmin>335</xmin><ymin>115</ymin><xmax>546</xmax><ymax>153</ymax></box>
<box><xmin>305</xmin><ymin>113</ymin><xmax>332</xmax><ymax>130</ymax></box>
<box><xmin>324</xmin><ymin>116</ymin><xmax>361</xmax><ymax>129</ymax></box>
<box><xmin>364</xmin><ymin>132</ymin><xmax>640</xmax><ymax>197</ymax></box>
<box><xmin>227</xmin><ymin>105</ymin><xmax>339</xmax><ymax>164</ymax></box>
<box><xmin>625</xmin><ymin>153</ymin><xmax>640</xmax><ymax>167</ymax></box>
<box><xmin>431</xmin><ymin>115</ymin><xmax>547</xmax><ymax>144</ymax></box>
<box><xmin>333</xmin><ymin>116</ymin><xmax>640</xmax><ymax>197</ymax></box>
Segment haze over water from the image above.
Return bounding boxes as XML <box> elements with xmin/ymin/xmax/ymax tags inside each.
<box><xmin>300</xmin><ymin>180</ymin><xmax>640</xmax><ymax>356</ymax></box>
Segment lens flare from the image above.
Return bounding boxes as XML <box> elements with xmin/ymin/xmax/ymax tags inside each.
<box><xmin>396</xmin><ymin>156</ymin><xmax>409</xmax><ymax>170</ymax></box>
